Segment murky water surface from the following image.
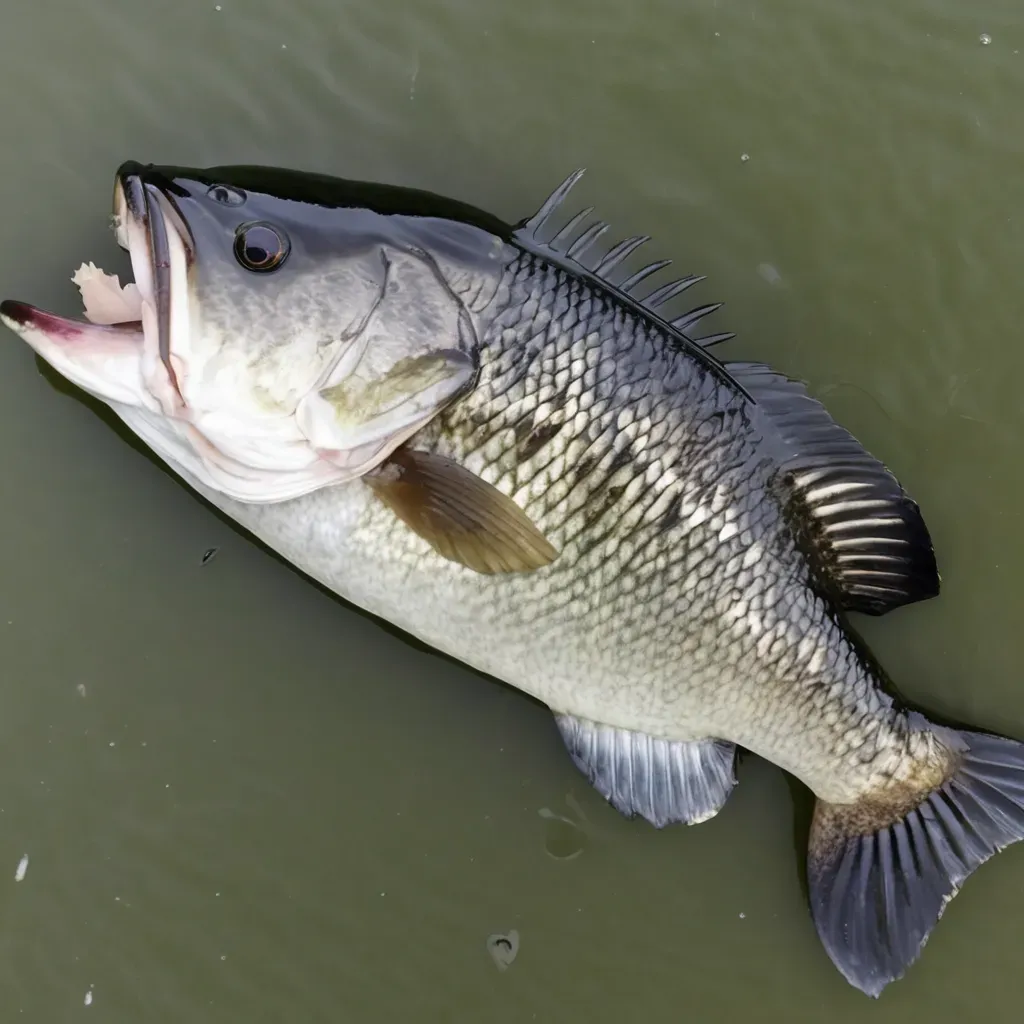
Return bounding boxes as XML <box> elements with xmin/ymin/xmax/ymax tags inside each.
<box><xmin>1</xmin><ymin>0</ymin><xmax>1023</xmax><ymax>1019</ymax></box>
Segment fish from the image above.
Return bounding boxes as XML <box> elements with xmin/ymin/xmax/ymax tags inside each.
<box><xmin>3</xmin><ymin>160</ymin><xmax>1024</xmax><ymax>998</ymax></box>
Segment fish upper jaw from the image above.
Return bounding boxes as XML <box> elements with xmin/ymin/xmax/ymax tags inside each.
<box><xmin>114</xmin><ymin>164</ymin><xmax>194</xmax><ymax>421</ymax></box>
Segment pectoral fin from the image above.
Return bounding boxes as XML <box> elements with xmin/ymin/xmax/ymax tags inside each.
<box><xmin>365</xmin><ymin>448</ymin><xmax>558</xmax><ymax>574</ymax></box>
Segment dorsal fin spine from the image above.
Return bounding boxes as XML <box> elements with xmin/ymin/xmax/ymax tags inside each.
<box><xmin>514</xmin><ymin>170</ymin><xmax>743</xmax><ymax>376</ymax></box>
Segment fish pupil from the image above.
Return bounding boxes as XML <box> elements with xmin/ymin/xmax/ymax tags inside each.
<box><xmin>233</xmin><ymin>223</ymin><xmax>289</xmax><ymax>272</ymax></box>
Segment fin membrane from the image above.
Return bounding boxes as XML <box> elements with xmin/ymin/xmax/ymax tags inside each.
<box><xmin>727</xmin><ymin>360</ymin><xmax>939</xmax><ymax>616</ymax></box>
<box><xmin>366</xmin><ymin>448</ymin><xmax>558</xmax><ymax>574</ymax></box>
<box><xmin>808</xmin><ymin>726</ymin><xmax>1024</xmax><ymax>997</ymax></box>
<box><xmin>555</xmin><ymin>714</ymin><xmax>737</xmax><ymax>827</ymax></box>
<box><xmin>515</xmin><ymin>169</ymin><xmax>735</xmax><ymax>349</ymax></box>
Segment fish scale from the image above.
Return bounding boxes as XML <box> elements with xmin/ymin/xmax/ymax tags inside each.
<box><xmin>413</xmin><ymin>249</ymin><xmax>903</xmax><ymax>796</ymax></box>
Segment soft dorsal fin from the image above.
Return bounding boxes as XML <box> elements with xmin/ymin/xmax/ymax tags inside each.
<box><xmin>727</xmin><ymin>360</ymin><xmax>940</xmax><ymax>616</ymax></box>
<box><xmin>514</xmin><ymin>169</ymin><xmax>735</xmax><ymax>350</ymax></box>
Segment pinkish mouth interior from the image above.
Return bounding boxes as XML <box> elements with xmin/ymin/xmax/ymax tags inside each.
<box><xmin>0</xmin><ymin>263</ymin><xmax>142</xmax><ymax>339</ymax></box>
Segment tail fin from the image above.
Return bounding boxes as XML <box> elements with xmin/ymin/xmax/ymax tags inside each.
<box><xmin>808</xmin><ymin>726</ymin><xmax>1024</xmax><ymax>997</ymax></box>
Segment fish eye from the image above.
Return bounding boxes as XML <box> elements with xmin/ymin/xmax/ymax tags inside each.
<box><xmin>233</xmin><ymin>222</ymin><xmax>290</xmax><ymax>272</ymax></box>
<box><xmin>207</xmin><ymin>184</ymin><xmax>246</xmax><ymax>205</ymax></box>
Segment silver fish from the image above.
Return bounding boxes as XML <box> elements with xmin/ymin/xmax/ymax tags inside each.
<box><xmin>3</xmin><ymin>161</ymin><xmax>1023</xmax><ymax>998</ymax></box>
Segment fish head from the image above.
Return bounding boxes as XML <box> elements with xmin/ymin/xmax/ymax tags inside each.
<box><xmin>1</xmin><ymin>160</ymin><xmax>504</xmax><ymax>502</ymax></box>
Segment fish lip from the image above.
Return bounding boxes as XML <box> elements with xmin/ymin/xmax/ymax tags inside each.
<box><xmin>0</xmin><ymin>298</ymin><xmax>141</xmax><ymax>335</ymax></box>
<box><xmin>116</xmin><ymin>163</ymin><xmax>195</xmax><ymax>417</ymax></box>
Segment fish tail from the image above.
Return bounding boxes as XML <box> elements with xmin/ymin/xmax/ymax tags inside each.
<box><xmin>807</xmin><ymin>720</ymin><xmax>1024</xmax><ymax>997</ymax></box>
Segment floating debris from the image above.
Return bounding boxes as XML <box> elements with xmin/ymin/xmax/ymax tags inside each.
<box><xmin>740</xmin><ymin>153</ymin><xmax>750</xmax><ymax>163</ymax></box>
<box><xmin>538</xmin><ymin>807</ymin><xmax>587</xmax><ymax>861</ymax></box>
<box><xmin>486</xmin><ymin>930</ymin><xmax>519</xmax><ymax>971</ymax></box>
<box><xmin>14</xmin><ymin>854</ymin><xmax>28</xmax><ymax>882</ymax></box>
<box><xmin>200</xmin><ymin>547</ymin><xmax>220</xmax><ymax>566</ymax></box>
<box><xmin>980</xmin><ymin>33</ymin><xmax>992</xmax><ymax>45</ymax></box>
<box><xmin>76</xmin><ymin>683</ymin><xmax>87</xmax><ymax>697</ymax></box>
<box><xmin>84</xmin><ymin>988</ymin><xmax>93</xmax><ymax>1007</ymax></box>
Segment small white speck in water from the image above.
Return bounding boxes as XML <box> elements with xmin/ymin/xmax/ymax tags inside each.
<box><xmin>740</xmin><ymin>153</ymin><xmax>750</xmax><ymax>162</ymax></box>
<box><xmin>739</xmin><ymin>912</ymin><xmax>746</xmax><ymax>919</ymax></box>
<box><xmin>220</xmin><ymin>955</ymin><xmax>227</xmax><ymax>961</ymax></box>
<box><xmin>76</xmin><ymin>683</ymin><xmax>87</xmax><ymax>697</ymax></box>
<box><xmin>214</xmin><ymin>4</ymin><xmax>221</xmax><ymax>9</ymax></box>
<box><xmin>980</xmin><ymin>33</ymin><xmax>992</xmax><ymax>45</ymax></box>
<box><xmin>108</xmin><ymin>742</ymin><xmax>115</xmax><ymax>748</ymax></box>
<box><xmin>14</xmin><ymin>855</ymin><xmax>28</xmax><ymax>881</ymax></box>
<box><xmin>84</xmin><ymin>989</ymin><xmax>93</xmax><ymax>1006</ymax></box>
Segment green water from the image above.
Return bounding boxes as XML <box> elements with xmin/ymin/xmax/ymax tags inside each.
<box><xmin>1</xmin><ymin>0</ymin><xmax>1023</xmax><ymax>1019</ymax></box>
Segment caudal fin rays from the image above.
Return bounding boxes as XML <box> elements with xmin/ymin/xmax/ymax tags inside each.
<box><xmin>808</xmin><ymin>726</ymin><xmax>1024</xmax><ymax>997</ymax></box>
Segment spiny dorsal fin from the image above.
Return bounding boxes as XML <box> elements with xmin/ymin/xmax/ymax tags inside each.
<box><xmin>726</xmin><ymin>360</ymin><xmax>940</xmax><ymax>616</ymax></box>
<box><xmin>514</xmin><ymin>170</ymin><xmax>733</xmax><ymax>349</ymax></box>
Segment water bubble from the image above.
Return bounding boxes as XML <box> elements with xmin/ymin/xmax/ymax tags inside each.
<box><xmin>740</xmin><ymin>153</ymin><xmax>750</xmax><ymax>163</ymax></box>
<box><xmin>980</xmin><ymin>33</ymin><xmax>992</xmax><ymax>45</ymax></box>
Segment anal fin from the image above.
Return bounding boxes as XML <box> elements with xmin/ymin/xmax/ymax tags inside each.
<box><xmin>555</xmin><ymin>714</ymin><xmax>737</xmax><ymax>827</ymax></box>
<box><xmin>727</xmin><ymin>360</ymin><xmax>940</xmax><ymax>616</ymax></box>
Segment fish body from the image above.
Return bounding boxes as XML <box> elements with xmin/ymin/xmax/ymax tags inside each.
<box><xmin>3</xmin><ymin>162</ymin><xmax>1023</xmax><ymax>998</ymax></box>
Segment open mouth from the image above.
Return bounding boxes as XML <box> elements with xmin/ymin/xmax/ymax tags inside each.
<box><xmin>0</xmin><ymin>162</ymin><xmax>355</xmax><ymax>503</ymax></box>
<box><xmin>0</xmin><ymin>162</ymin><xmax>194</xmax><ymax>418</ymax></box>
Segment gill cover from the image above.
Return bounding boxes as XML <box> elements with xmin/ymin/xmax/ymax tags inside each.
<box><xmin>293</xmin><ymin>248</ymin><xmax>479</xmax><ymax>474</ymax></box>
